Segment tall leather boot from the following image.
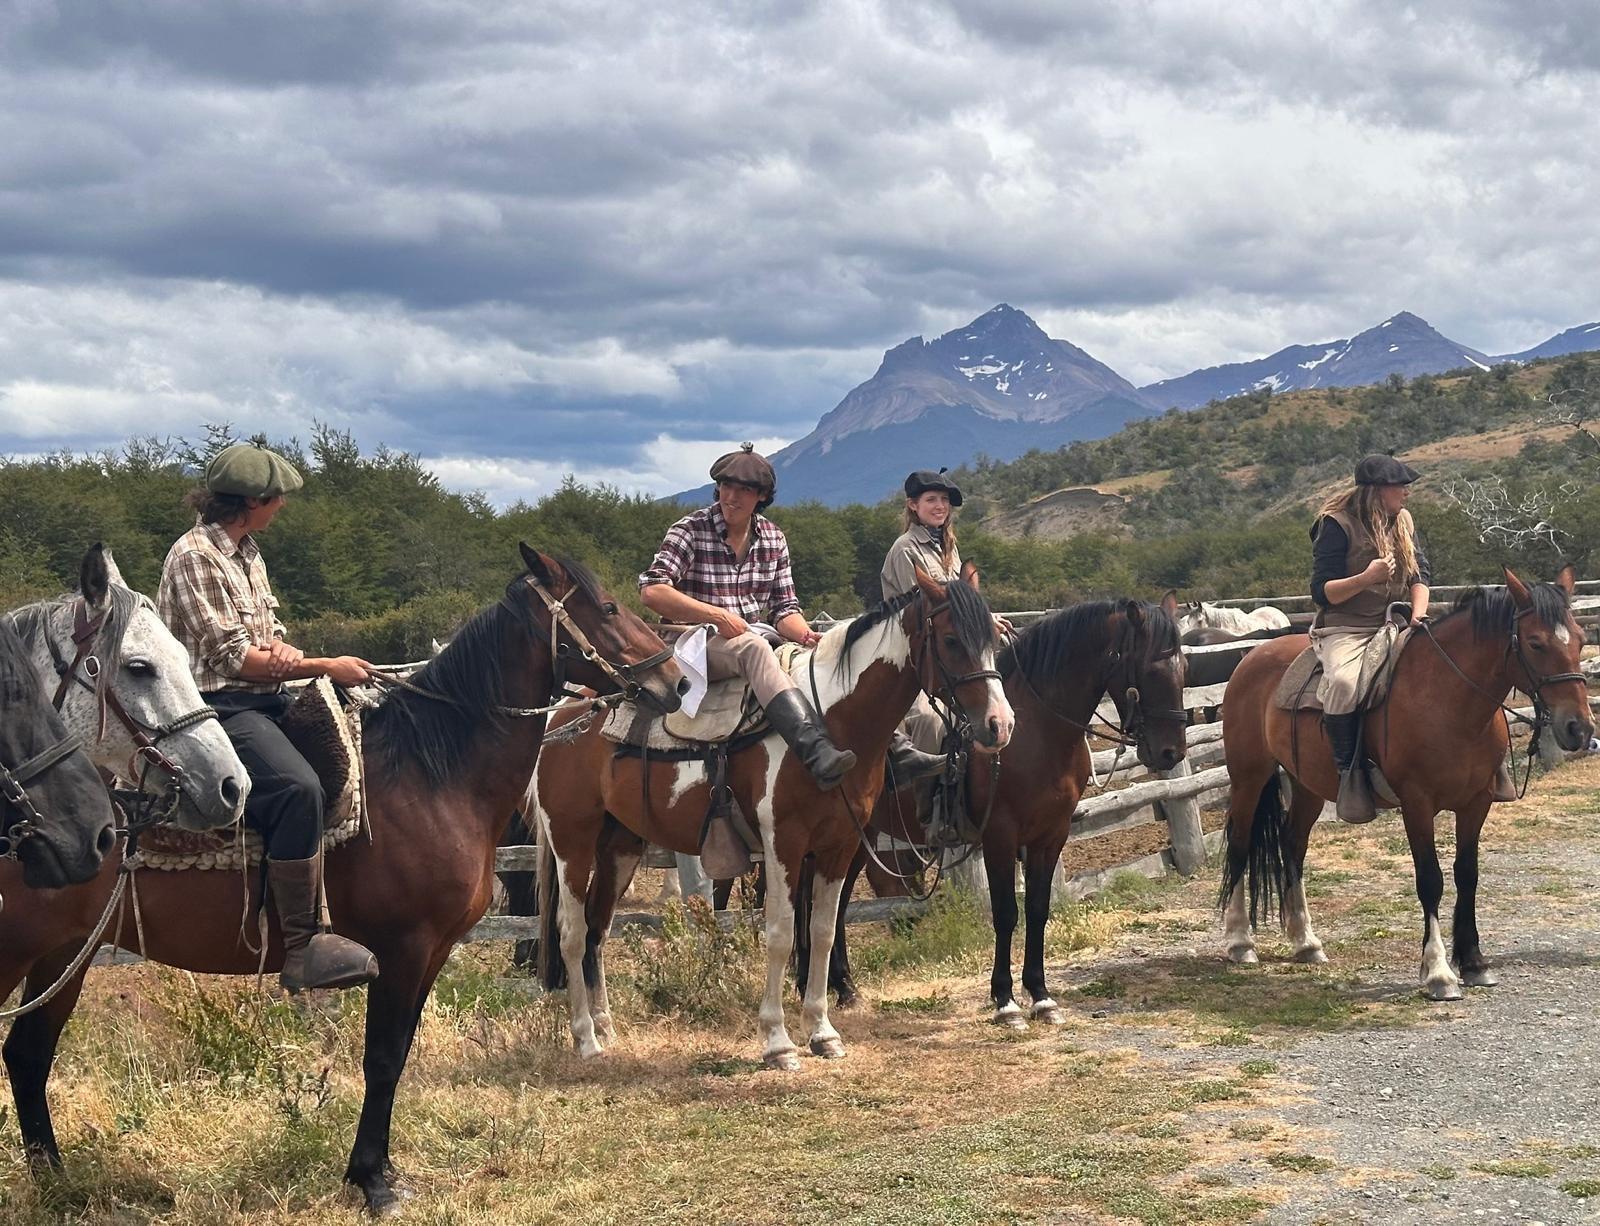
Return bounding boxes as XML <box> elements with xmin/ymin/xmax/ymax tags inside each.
<box><xmin>1323</xmin><ymin>712</ymin><xmax>1377</xmax><ymax>825</ymax></box>
<box><xmin>267</xmin><ymin>854</ymin><xmax>380</xmax><ymax>993</ymax></box>
<box><xmin>763</xmin><ymin>688</ymin><xmax>858</xmax><ymax>791</ymax></box>
<box><xmin>887</xmin><ymin>729</ymin><xmax>947</xmax><ymax>782</ymax></box>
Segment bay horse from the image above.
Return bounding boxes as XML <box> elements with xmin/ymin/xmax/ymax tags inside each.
<box><xmin>0</xmin><ymin>617</ymin><xmax>118</xmax><ymax>890</ymax></box>
<box><xmin>532</xmin><ymin>565</ymin><xmax>1013</xmax><ymax>1068</ymax></box>
<box><xmin>0</xmin><ymin>546</ymin><xmax>684</xmax><ymax>1214</ymax></box>
<box><xmin>800</xmin><ymin>595</ymin><xmax>1190</xmax><ymax>1026</ymax></box>
<box><xmin>1219</xmin><ymin>565</ymin><xmax>1591</xmax><ymax>1000</ymax></box>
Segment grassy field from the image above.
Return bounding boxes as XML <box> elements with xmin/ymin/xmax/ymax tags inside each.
<box><xmin>4</xmin><ymin>759</ymin><xmax>1600</xmax><ymax>1225</ymax></box>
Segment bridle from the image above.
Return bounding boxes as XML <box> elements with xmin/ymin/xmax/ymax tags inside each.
<box><xmin>0</xmin><ymin>730</ymin><xmax>89</xmax><ymax>862</ymax></box>
<box><xmin>913</xmin><ymin>595</ymin><xmax>1003</xmax><ymax>735</ymax></box>
<box><xmin>45</xmin><ymin>598</ymin><xmax>217</xmax><ymax>825</ymax></box>
<box><xmin>510</xmin><ymin>573</ymin><xmax>676</xmax><ymax>707</ymax></box>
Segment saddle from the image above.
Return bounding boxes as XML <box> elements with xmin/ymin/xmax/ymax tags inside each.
<box><xmin>601</xmin><ymin>642</ymin><xmax>805</xmax><ymax>754</ymax></box>
<box><xmin>1273</xmin><ymin>620</ymin><xmax>1418</xmax><ymax>713</ymax></box>
<box><xmin>137</xmin><ymin>678</ymin><xmax>367</xmax><ymax>871</ymax></box>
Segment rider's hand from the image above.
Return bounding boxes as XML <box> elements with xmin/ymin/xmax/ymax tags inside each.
<box><xmin>1362</xmin><ymin>555</ymin><xmax>1396</xmax><ymax>588</ymax></box>
<box><xmin>265</xmin><ymin>639</ymin><xmax>304</xmax><ymax>678</ymax></box>
<box><xmin>798</xmin><ymin>628</ymin><xmax>823</xmax><ymax>648</ymax></box>
<box><xmin>715</xmin><ymin>611</ymin><xmax>749</xmax><ymax>640</ymax></box>
<box><xmin>324</xmin><ymin>656</ymin><xmax>373</xmax><ymax>687</ymax></box>
<box><xmin>993</xmin><ymin>614</ymin><xmax>1014</xmax><ymax>639</ymax></box>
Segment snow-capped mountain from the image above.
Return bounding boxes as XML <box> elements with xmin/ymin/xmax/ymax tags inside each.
<box><xmin>1142</xmin><ymin>312</ymin><xmax>1495</xmax><ymax>411</ymax></box>
<box><xmin>1496</xmin><ymin>322</ymin><xmax>1600</xmax><ymax>363</ymax></box>
<box><xmin>680</xmin><ymin>305</ymin><xmax>1156</xmax><ymax>506</ymax></box>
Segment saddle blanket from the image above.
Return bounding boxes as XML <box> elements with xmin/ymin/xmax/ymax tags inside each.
<box><xmin>602</xmin><ymin>642</ymin><xmax>805</xmax><ymax>752</ymax></box>
<box><xmin>1274</xmin><ymin>622</ymin><xmax>1417</xmax><ymax>713</ymax></box>
<box><xmin>137</xmin><ymin>677</ymin><xmax>367</xmax><ymax>871</ymax></box>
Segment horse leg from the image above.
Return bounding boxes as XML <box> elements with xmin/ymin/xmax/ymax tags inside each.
<box><xmin>1451</xmin><ymin>795</ymin><xmax>1497</xmax><ymax>987</ymax></box>
<box><xmin>1401</xmin><ymin>804</ymin><xmax>1461</xmax><ymax>1001</ymax></box>
<box><xmin>344</xmin><ymin>942</ymin><xmax>446</xmax><ymax>1214</ymax></box>
<box><xmin>551</xmin><ymin>837</ymin><xmax>604</xmax><ymax>1057</ymax></box>
<box><xmin>1219</xmin><ymin>766</ymin><xmax>1286</xmax><ymax>965</ymax></box>
<box><xmin>800</xmin><ymin>866</ymin><xmax>848</xmax><ymax>1059</ymax></box>
<box><xmin>1021</xmin><ymin>839</ymin><xmax>1068</xmax><ymax>1024</ymax></box>
<box><xmin>793</xmin><ymin>857</ymin><xmax>815</xmax><ymax>998</ymax></box>
<box><xmin>986</xmin><ymin>839</ymin><xmax>1025</xmax><ymax>1029</ymax></box>
<box><xmin>1282</xmin><ymin>782</ymin><xmax>1328</xmax><ymax>964</ymax></box>
<box><xmin>757</xmin><ymin>842</ymin><xmax>801</xmax><ymax>1071</ymax></box>
<box><xmin>3</xmin><ymin>942</ymin><xmax>92</xmax><ymax>1168</ymax></box>
<box><xmin>586</xmin><ymin>818</ymin><xmax>643</xmax><ymax>1045</ymax></box>
<box><xmin>828</xmin><ymin>850</ymin><xmax>866</xmax><ymax>1009</ymax></box>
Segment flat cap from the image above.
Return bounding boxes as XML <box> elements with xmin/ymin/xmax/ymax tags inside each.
<box><xmin>204</xmin><ymin>443</ymin><xmax>304</xmax><ymax>497</ymax></box>
<box><xmin>1354</xmin><ymin>454</ymin><xmax>1420</xmax><ymax>486</ymax></box>
<box><xmin>904</xmin><ymin>467</ymin><xmax>963</xmax><ymax>507</ymax></box>
<box><xmin>709</xmin><ymin>442</ymin><xmax>776</xmax><ymax>508</ymax></box>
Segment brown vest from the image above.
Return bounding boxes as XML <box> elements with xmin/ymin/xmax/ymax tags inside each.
<box><xmin>1314</xmin><ymin>508</ymin><xmax>1407</xmax><ymax>628</ymax></box>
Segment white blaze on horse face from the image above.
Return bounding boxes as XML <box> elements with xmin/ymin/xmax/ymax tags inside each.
<box><xmin>977</xmin><ymin>653</ymin><xmax>1015</xmax><ymax>749</ymax></box>
<box><xmin>1555</xmin><ymin>622</ymin><xmax>1572</xmax><ymax>647</ymax></box>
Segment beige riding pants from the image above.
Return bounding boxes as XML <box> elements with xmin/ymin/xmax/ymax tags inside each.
<box><xmin>901</xmin><ymin>691</ymin><xmax>949</xmax><ymax>752</ymax></box>
<box><xmin>1309</xmin><ymin>625</ymin><xmax>1379</xmax><ymax>716</ymax></box>
<box><xmin>705</xmin><ymin>632</ymin><xmax>795</xmax><ymax>707</ymax></box>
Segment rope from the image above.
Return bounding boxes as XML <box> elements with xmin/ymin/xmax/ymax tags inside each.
<box><xmin>0</xmin><ymin>867</ymin><xmax>129</xmax><ymax>1022</ymax></box>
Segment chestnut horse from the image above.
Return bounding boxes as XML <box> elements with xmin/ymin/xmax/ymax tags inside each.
<box><xmin>0</xmin><ymin>547</ymin><xmax>684</xmax><ymax>1214</ymax></box>
<box><xmin>532</xmin><ymin>565</ymin><xmax>1014</xmax><ymax>1068</ymax></box>
<box><xmin>0</xmin><ymin>617</ymin><xmax>118</xmax><ymax>890</ymax></box>
<box><xmin>1219</xmin><ymin>566</ymin><xmax>1591</xmax><ymax>1000</ymax></box>
<box><xmin>801</xmin><ymin>596</ymin><xmax>1190</xmax><ymax>1025</ymax></box>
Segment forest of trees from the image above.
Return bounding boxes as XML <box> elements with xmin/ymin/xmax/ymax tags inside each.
<box><xmin>2</xmin><ymin>353</ymin><xmax>1596</xmax><ymax>662</ymax></box>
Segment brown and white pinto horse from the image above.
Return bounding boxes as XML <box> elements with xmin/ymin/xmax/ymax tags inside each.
<box><xmin>0</xmin><ymin>548</ymin><xmax>683</xmax><ymax>1214</ymax></box>
<box><xmin>801</xmin><ymin>595</ymin><xmax>1189</xmax><ymax>1025</ymax></box>
<box><xmin>1219</xmin><ymin>566</ymin><xmax>1591</xmax><ymax>1000</ymax></box>
<box><xmin>532</xmin><ymin>565</ymin><xmax>1013</xmax><ymax>1068</ymax></box>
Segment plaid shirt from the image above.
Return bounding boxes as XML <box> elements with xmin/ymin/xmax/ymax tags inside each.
<box><xmin>156</xmin><ymin>520</ymin><xmax>287</xmax><ymax>694</ymax></box>
<box><xmin>640</xmin><ymin>504</ymin><xmax>802</xmax><ymax>624</ymax></box>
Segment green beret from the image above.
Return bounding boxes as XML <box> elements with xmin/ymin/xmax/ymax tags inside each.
<box><xmin>204</xmin><ymin>443</ymin><xmax>304</xmax><ymax>497</ymax></box>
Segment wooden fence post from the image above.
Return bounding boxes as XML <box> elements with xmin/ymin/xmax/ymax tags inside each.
<box><xmin>1155</xmin><ymin>757</ymin><xmax>1208</xmax><ymax>876</ymax></box>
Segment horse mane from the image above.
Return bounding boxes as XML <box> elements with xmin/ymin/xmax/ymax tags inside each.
<box><xmin>0</xmin><ymin>618</ymin><xmax>45</xmax><ymax>707</ymax></box>
<box><xmin>1002</xmin><ymin>598</ymin><xmax>1180</xmax><ymax>683</ymax></box>
<box><xmin>1449</xmin><ymin>582</ymin><xmax>1571</xmax><ymax>639</ymax></box>
<box><xmin>834</xmin><ymin>588</ymin><xmax>919</xmax><ymax>678</ymax></box>
<box><xmin>7</xmin><ymin>584</ymin><xmax>148</xmax><ymax>710</ymax></box>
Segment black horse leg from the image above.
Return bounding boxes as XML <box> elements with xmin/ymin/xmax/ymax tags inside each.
<box><xmin>3</xmin><ymin>942</ymin><xmax>93</xmax><ymax>1168</ymax></box>
<box><xmin>1019</xmin><ymin>841</ymin><xmax>1066</xmax><ymax>1023</ymax></box>
<box><xmin>1451</xmin><ymin>795</ymin><xmax>1496</xmax><ymax>986</ymax></box>
<box><xmin>500</xmin><ymin>809</ymin><xmax>539</xmax><ymax>969</ymax></box>
<box><xmin>344</xmin><ymin>950</ymin><xmax>438</xmax><ymax>1213</ymax></box>
<box><xmin>793</xmin><ymin>858</ymin><xmax>814</xmax><ymax>997</ymax></box>
<box><xmin>826</xmin><ymin>849</ymin><xmax>866</xmax><ymax>1008</ymax></box>
<box><xmin>986</xmin><ymin>842</ymin><xmax>1023</xmax><ymax>1027</ymax></box>
<box><xmin>1401</xmin><ymin>805</ymin><xmax>1460</xmax><ymax>1001</ymax></box>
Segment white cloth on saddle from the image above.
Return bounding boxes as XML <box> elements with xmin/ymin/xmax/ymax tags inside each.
<box><xmin>672</xmin><ymin>624</ymin><xmax>712</xmax><ymax>717</ymax></box>
<box><xmin>602</xmin><ymin>641</ymin><xmax>806</xmax><ymax>750</ymax></box>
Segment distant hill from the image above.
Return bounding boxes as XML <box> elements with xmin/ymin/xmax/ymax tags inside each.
<box><xmin>1140</xmin><ymin>312</ymin><xmax>1494</xmax><ymax>410</ymax></box>
<box><xmin>677</xmin><ymin>305</ymin><xmax>1156</xmax><ymax>506</ymax></box>
<box><xmin>1497</xmin><ymin>322</ymin><xmax>1600</xmax><ymax>363</ymax></box>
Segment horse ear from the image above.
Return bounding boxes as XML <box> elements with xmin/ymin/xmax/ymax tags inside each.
<box><xmin>959</xmin><ymin>560</ymin><xmax>981</xmax><ymax>590</ymax></box>
<box><xmin>1555</xmin><ymin>563</ymin><xmax>1578</xmax><ymax>595</ymax></box>
<box><xmin>80</xmin><ymin>543</ymin><xmax>110</xmax><ymax>611</ymax></box>
<box><xmin>519</xmin><ymin>542</ymin><xmax>561</xmax><ymax>589</ymax></box>
<box><xmin>913</xmin><ymin>564</ymin><xmax>945</xmax><ymax>601</ymax></box>
<box><xmin>1160</xmin><ymin>590</ymin><xmax>1179</xmax><ymax>618</ymax></box>
<box><xmin>100</xmin><ymin>547</ymin><xmax>128</xmax><ymax>590</ymax></box>
<box><xmin>1503</xmin><ymin>565</ymin><xmax>1532</xmax><ymax>608</ymax></box>
<box><xmin>1124</xmin><ymin>600</ymin><xmax>1146</xmax><ymax>629</ymax></box>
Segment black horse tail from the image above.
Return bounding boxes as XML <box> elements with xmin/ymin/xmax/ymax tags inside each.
<box><xmin>535</xmin><ymin>812</ymin><xmax>567</xmax><ymax>992</ymax></box>
<box><xmin>1216</xmin><ymin>768</ymin><xmax>1292</xmax><ymax>928</ymax></box>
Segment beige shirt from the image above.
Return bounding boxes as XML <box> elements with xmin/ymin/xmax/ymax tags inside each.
<box><xmin>880</xmin><ymin>524</ymin><xmax>960</xmax><ymax>601</ymax></box>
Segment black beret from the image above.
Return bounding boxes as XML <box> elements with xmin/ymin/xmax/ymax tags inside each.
<box><xmin>1354</xmin><ymin>454</ymin><xmax>1420</xmax><ymax>486</ymax></box>
<box><xmin>204</xmin><ymin>443</ymin><xmax>304</xmax><ymax>497</ymax></box>
<box><xmin>709</xmin><ymin>442</ymin><xmax>776</xmax><ymax>509</ymax></box>
<box><xmin>904</xmin><ymin>467</ymin><xmax>963</xmax><ymax>507</ymax></box>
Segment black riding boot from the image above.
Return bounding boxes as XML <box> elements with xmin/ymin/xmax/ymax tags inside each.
<box><xmin>764</xmin><ymin>689</ymin><xmax>857</xmax><ymax>791</ymax></box>
<box><xmin>1323</xmin><ymin>712</ymin><xmax>1377</xmax><ymax>825</ymax></box>
<box><xmin>887</xmin><ymin>729</ymin><xmax>947</xmax><ymax>782</ymax></box>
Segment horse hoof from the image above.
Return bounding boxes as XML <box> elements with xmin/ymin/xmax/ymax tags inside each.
<box><xmin>1031</xmin><ymin>1003</ymin><xmax>1067</xmax><ymax>1026</ymax></box>
<box><xmin>1293</xmin><ymin>946</ymin><xmax>1328</xmax><ymax>965</ymax></box>
<box><xmin>594</xmin><ymin>1019</ymin><xmax>617</xmax><ymax>1044</ymax></box>
<box><xmin>360</xmin><ymin>1181</ymin><xmax>414</xmax><ymax>1217</ymax></box>
<box><xmin>764</xmin><ymin>1048</ymin><xmax>802</xmax><ymax>1071</ymax></box>
<box><xmin>1460</xmin><ymin>967</ymin><xmax>1499</xmax><ymax>988</ymax></box>
<box><xmin>1227</xmin><ymin>946</ymin><xmax>1259</xmax><ymax>966</ymax></box>
<box><xmin>809</xmin><ymin>1036</ymin><xmax>846</xmax><ymax>1060</ymax></box>
<box><xmin>993</xmin><ymin>1005</ymin><xmax>1027</xmax><ymax>1030</ymax></box>
<box><xmin>1423</xmin><ymin>979</ymin><xmax>1463</xmax><ymax>1002</ymax></box>
<box><xmin>575</xmin><ymin>1039</ymin><xmax>605</xmax><ymax>1059</ymax></box>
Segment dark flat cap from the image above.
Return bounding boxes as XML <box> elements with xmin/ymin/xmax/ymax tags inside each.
<box><xmin>709</xmin><ymin>442</ymin><xmax>776</xmax><ymax>508</ymax></box>
<box><xmin>904</xmin><ymin>468</ymin><xmax>963</xmax><ymax>506</ymax></box>
<box><xmin>1354</xmin><ymin>454</ymin><xmax>1420</xmax><ymax>486</ymax></box>
<box><xmin>204</xmin><ymin>443</ymin><xmax>304</xmax><ymax>497</ymax></box>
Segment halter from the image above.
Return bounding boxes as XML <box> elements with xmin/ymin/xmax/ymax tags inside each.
<box><xmin>0</xmin><ymin>731</ymin><xmax>88</xmax><ymax>861</ymax></box>
<box><xmin>46</xmin><ymin>598</ymin><xmax>219</xmax><ymax>809</ymax></box>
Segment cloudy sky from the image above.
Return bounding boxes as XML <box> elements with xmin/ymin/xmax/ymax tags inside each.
<box><xmin>2</xmin><ymin>0</ymin><xmax>1595</xmax><ymax>503</ymax></box>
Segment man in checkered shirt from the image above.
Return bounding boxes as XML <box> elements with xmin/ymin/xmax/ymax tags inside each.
<box><xmin>641</xmin><ymin>444</ymin><xmax>858</xmax><ymax>799</ymax></box>
<box><xmin>157</xmin><ymin>442</ymin><xmax>378</xmax><ymax>995</ymax></box>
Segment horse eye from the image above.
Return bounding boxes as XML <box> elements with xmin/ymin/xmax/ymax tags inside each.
<box><xmin>943</xmin><ymin>634</ymin><xmax>960</xmax><ymax>649</ymax></box>
<box><xmin>603</xmin><ymin>602</ymin><xmax>619</xmax><ymax>616</ymax></box>
<box><xmin>125</xmin><ymin>659</ymin><xmax>155</xmax><ymax>677</ymax></box>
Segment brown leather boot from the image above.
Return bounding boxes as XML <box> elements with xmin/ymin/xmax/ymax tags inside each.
<box><xmin>1490</xmin><ymin>755</ymin><xmax>1518</xmax><ymax>802</ymax></box>
<box><xmin>267</xmin><ymin>854</ymin><xmax>379</xmax><ymax>993</ymax></box>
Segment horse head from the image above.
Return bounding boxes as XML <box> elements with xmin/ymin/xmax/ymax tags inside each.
<box><xmin>515</xmin><ymin>544</ymin><xmax>686</xmax><ymax>717</ymax></box>
<box><xmin>910</xmin><ymin>562</ymin><xmax>1014</xmax><ymax>751</ymax></box>
<box><xmin>1107</xmin><ymin>597</ymin><xmax>1189</xmax><ymax>772</ymax></box>
<box><xmin>1503</xmin><ymin>563</ymin><xmax>1592</xmax><ymax>753</ymax></box>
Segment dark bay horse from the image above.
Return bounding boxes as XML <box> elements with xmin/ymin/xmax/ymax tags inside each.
<box><xmin>0</xmin><ymin>547</ymin><xmax>683</xmax><ymax>1214</ymax></box>
<box><xmin>533</xmin><ymin>565</ymin><xmax>1013</xmax><ymax>1068</ymax></box>
<box><xmin>801</xmin><ymin>596</ymin><xmax>1190</xmax><ymax>1025</ymax></box>
<box><xmin>1219</xmin><ymin>566</ymin><xmax>1591</xmax><ymax>1000</ymax></box>
<box><xmin>0</xmin><ymin>617</ymin><xmax>117</xmax><ymax>890</ymax></box>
